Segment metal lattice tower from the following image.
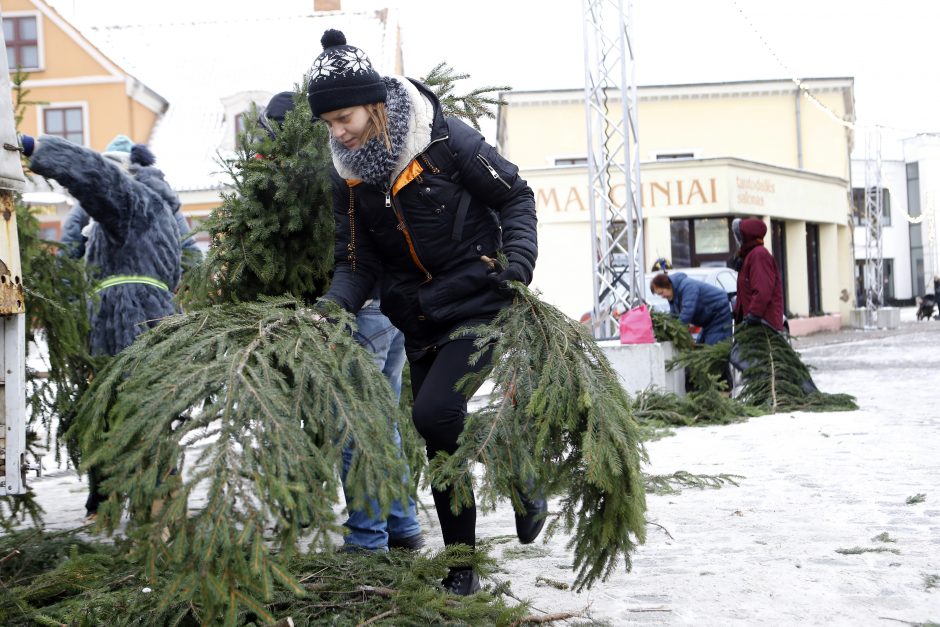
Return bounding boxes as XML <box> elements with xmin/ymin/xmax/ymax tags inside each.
<box><xmin>582</xmin><ymin>0</ymin><xmax>643</xmax><ymax>339</ymax></box>
<box><xmin>863</xmin><ymin>129</ymin><xmax>884</xmax><ymax>327</ymax></box>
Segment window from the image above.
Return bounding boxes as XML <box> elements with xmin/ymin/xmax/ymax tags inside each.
<box><xmin>851</xmin><ymin>187</ymin><xmax>891</xmax><ymax>226</ymax></box>
<box><xmin>655</xmin><ymin>152</ymin><xmax>695</xmax><ymax>161</ymax></box>
<box><xmin>907</xmin><ymin>162</ymin><xmax>924</xmax><ymax>295</ymax></box>
<box><xmin>234</xmin><ymin>112</ymin><xmax>248</xmax><ymax>140</ymax></box>
<box><xmin>4</xmin><ymin>15</ymin><xmax>39</xmax><ymax>71</ymax></box>
<box><xmin>43</xmin><ymin>107</ymin><xmax>84</xmax><ymax>145</ymax></box>
<box><xmin>855</xmin><ymin>258</ymin><xmax>894</xmax><ymax>305</ymax></box>
<box><xmin>670</xmin><ymin>216</ymin><xmax>733</xmax><ymax>268</ymax></box>
<box><xmin>553</xmin><ymin>156</ymin><xmax>587</xmax><ymax>167</ymax></box>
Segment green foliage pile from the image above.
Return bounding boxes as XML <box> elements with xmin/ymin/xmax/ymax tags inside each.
<box><xmin>69</xmin><ymin>298</ymin><xmax>411</xmax><ymax>622</ymax></box>
<box><xmin>0</xmin><ymin>530</ymin><xmax>530</xmax><ymax>626</ymax></box>
<box><xmin>733</xmin><ymin>323</ymin><xmax>857</xmax><ymax>412</ymax></box>
<box><xmin>649</xmin><ymin>310</ymin><xmax>856</xmax><ymax>422</ymax></box>
<box><xmin>646</xmin><ymin>311</ymin><xmax>755</xmax><ymax>426</ymax></box>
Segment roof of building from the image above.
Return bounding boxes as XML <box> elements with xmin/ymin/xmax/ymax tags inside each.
<box><xmin>53</xmin><ymin>5</ymin><xmax>400</xmax><ymax>193</ymax></box>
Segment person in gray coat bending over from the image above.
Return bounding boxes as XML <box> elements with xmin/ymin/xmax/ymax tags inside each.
<box><xmin>21</xmin><ymin>132</ymin><xmax>183</xmax><ymax>517</ymax></box>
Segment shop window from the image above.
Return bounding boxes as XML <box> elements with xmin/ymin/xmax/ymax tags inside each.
<box><xmin>3</xmin><ymin>15</ymin><xmax>40</xmax><ymax>71</ymax></box>
<box><xmin>670</xmin><ymin>216</ymin><xmax>733</xmax><ymax>268</ymax></box>
<box><xmin>852</xmin><ymin>187</ymin><xmax>891</xmax><ymax>226</ymax></box>
<box><xmin>43</xmin><ymin>107</ymin><xmax>85</xmax><ymax>145</ymax></box>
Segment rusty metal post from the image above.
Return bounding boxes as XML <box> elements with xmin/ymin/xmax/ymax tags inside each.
<box><xmin>1</xmin><ymin>23</ymin><xmax>29</xmax><ymax>495</ymax></box>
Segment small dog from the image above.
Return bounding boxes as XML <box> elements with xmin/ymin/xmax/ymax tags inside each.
<box><xmin>915</xmin><ymin>294</ymin><xmax>937</xmax><ymax>321</ymax></box>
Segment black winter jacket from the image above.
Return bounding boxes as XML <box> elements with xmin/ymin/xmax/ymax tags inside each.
<box><xmin>324</xmin><ymin>79</ymin><xmax>537</xmax><ymax>350</ymax></box>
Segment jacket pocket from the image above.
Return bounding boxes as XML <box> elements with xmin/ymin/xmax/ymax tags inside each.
<box><xmin>418</xmin><ymin>257</ymin><xmax>494</xmax><ymax>324</ymax></box>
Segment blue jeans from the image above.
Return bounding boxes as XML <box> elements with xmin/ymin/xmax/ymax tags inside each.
<box><xmin>341</xmin><ymin>300</ymin><xmax>421</xmax><ymax>550</ymax></box>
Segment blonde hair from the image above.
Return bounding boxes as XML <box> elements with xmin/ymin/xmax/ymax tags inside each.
<box><xmin>360</xmin><ymin>103</ymin><xmax>391</xmax><ymax>150</ymax></box>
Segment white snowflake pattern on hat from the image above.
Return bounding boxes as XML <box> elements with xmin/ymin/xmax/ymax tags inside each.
<box><xmin>311</xmin><ymin>48</ymin><xmax>374</xmax><ymax>82</ymax></box>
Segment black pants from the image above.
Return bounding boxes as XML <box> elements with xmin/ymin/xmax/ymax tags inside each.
<box><xmin>409</xmin><ymin>338</ymin><xmax>492</xmax><ymax>548</ymax></box>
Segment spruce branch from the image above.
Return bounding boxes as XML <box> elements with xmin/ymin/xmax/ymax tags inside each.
<box><xmin>421</xmin><ymin>62</ymin><xmax>510</xmax><ymax>130</ymax></box>
<box><xmin>68</xmin><ymin>298</ymin><xmax>411</xmax><ymax>623</ymax></box>
<box><xmin>734</xmin><ymin>324</ymin><xmax>857</xmax><ymax>412</ymax></box>
<box><xmin>429</xmin><ymin>283</ymin><xmax>647</xmax><ymax>591</ymax></box>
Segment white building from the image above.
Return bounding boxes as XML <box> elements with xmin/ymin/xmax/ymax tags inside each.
<box><xmin>851</xmin><ymin>133</ymin><xmax>940</xmax><ymax>302</ymax></box>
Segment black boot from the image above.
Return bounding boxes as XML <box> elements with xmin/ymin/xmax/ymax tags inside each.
<box><xmin>515</xmin><ymin>492</ymin><xmax>547</xmax><ymax>545</ymax></box>
<box><xmin>441</xmin><ymin>568</ymin><xmax>480</xmax><ymax>595</ymax></box>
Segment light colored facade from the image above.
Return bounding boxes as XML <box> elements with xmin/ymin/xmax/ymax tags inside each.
<box><xmin>3</xmin><ymin>0</ymin><xmax>167</xmax><ymax>237</ymax></box>
<box><xmin>498</xmin><ymin>78</ymin><xmax>858</xmax><ymax>323</ymax></box>
<box><xmin>5</xmin><ymin>0</ymin><xmax>401</xmax><ymax>245</ymax></box>
<box><xmin>851</xmin><ymin>133</ymin><xmax>940</xmax><ymax>301</ymax></box>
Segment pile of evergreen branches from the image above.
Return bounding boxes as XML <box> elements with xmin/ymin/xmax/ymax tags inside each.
<box><xmin>732</xmin><ymin>323</ymin><xmax>857</xmax><ymax>412</ymax></box>
<box><xmin>0</xmin><ymin>529</ymin><xmax>532</xmax><ymax>626</ymax></box>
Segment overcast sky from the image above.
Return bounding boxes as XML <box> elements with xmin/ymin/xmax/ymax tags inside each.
<box><xmin>362</xmin><ymin>0</ymin><xmax>940</xmax><ymax>151</ymax></box>
<box><xmin>53</xmin><ymin>0</ymin><xmax>940</xmax><ymax>152</ymax></box>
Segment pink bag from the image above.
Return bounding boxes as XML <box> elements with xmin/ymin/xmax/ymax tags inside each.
<box><xmin>619</xmin><ymin>304</ymin><xmax>655</xmax><ymax>344</ymax></box>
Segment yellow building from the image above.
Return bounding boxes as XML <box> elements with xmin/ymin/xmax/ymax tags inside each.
<box><xmin>5</xmin><ymin>0</ymin><xmax>400</xmax><ymax>243</ymax></box>
<box><xmin>498</xmin><ymin>78</ymin><xmax>857</xmax><ymax>324</ymax></box>
<box><xmin>3</xmin><ymin>0</ymin><xmax>167</xmax><ymax>235</ymax></box>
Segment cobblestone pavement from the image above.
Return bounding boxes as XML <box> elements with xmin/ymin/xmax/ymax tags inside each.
<box><xmin>22</xmin><ymin>312</ymin><xmax>940</xmax><ymax>625</ymax></box>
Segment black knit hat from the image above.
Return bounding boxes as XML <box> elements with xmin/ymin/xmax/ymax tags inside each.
<box><xmin>258</xmin><ymin>91</ymin><xmax>295</xmax><ymax>138</ymax></box>
<box><xmin>307</xmin><ymin>29</ymin><xmax>387</xmax><ymax>118</ymax></box>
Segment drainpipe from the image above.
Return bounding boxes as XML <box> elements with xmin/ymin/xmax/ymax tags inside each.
<box><xmin>795</xmin><ymin>87</ymin><xmax>804</xmax><ymax>169</ymax></box>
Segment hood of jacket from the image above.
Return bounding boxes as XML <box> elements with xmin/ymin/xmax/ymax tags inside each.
<box><xmin>739</xmin><ymin>217</ymin><xmax>767</xmax><ymax>254</ymax></box>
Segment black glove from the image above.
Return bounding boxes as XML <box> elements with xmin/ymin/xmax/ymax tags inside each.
<box><xmin>489</xmin><ymin>263</ymin><xmax>527</xmax><ymax>294</ymax></box>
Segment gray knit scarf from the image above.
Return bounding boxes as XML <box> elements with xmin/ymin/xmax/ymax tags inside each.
<box><xmin>330</xmin><ymin>77</ymin><xmax>411</xmax><ymax>187</ymax></box>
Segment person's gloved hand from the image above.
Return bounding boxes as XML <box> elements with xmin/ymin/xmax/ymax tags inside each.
<box><xmin>19</xmin><ymin>134</ymin><xmax>35</xmax><ymax>157</ymax></box>
<box><xmin>488</xmin><ymin>262</ymin><xmax>527</xmax><ymax>294</ymax></box>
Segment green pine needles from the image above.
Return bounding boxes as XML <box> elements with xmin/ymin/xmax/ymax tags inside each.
<box><xmin>69</xmin><ymin>298</ymin><xmax>411</xmax><ymax>623</ymax></box>
<box><xmin>437</xmin><ymin>283</ymin><xmax>648</xmax><ymax>591</ymax></box>
<box><xmin>179</xmin><ymin>90</ymin><xmax>335</xmax><ymax>308</ymax></box>
<box><xmin>733</xmin><ymin>323</ymin><xmax>857</xmax><ymax>412</ymax></box>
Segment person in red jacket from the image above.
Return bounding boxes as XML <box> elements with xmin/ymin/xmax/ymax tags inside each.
<box><xmin>732</xmin><ymin>217</ymin><xmax>785</xmax><ymax>332</ymax></box>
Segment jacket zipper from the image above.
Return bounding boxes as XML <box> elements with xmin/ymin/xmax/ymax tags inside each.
<box><xmin>384</xmin><ymin>187</ymin><xmax>432</xmax><ymax>283</ymax></box>
<box><xmin>380</xmin><ymin>136</ymin><xmax>451</xmax><ymax>284</ymax></box>
<box><xmin>476</xmin><ymin>154</ymin><xmax>512</xmax><ymax>189</ymax></box>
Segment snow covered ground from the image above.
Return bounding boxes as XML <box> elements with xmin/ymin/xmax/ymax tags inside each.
<box><xmin>22</xmin><ymin>308</ymin><xmax>940</xmax><ymax>625</ymax></box>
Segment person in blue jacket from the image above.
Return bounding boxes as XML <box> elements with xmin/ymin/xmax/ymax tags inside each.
<box><xmin>650</xmin><ymin>271</ymin><xmax>733</xmax><ymax>345</ymax></box>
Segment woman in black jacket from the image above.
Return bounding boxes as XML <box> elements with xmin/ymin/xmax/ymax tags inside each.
<box><xmin>309</xmin><ymin>29</ymin><xmax>542</xmax><ymax>595</ymax></box>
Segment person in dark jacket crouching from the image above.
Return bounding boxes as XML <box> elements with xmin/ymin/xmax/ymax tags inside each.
<box><xmin>21</xmin><ymin>133</ymin><xmax>182</xmax><ymax>518</ymax></box>
<box><xmin>258</xmin><ymin>92</ymin><xmax>423</xmax><ymax>553</ymax></box>
<box><xmin>650</xmin><ymin>272</ymin><xmax>733</xmax><ymax>345</ymax></box>
<box><xmin>308</xmin><ymin>29</ymin><xmax>542</xmax><ymax>595</ymax></box>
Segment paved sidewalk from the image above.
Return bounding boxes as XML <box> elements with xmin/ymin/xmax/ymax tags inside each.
<box><xmin>21</xmin><ymin>313</ymin><xmax>940</xmax><ymax>625</ymax></box>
